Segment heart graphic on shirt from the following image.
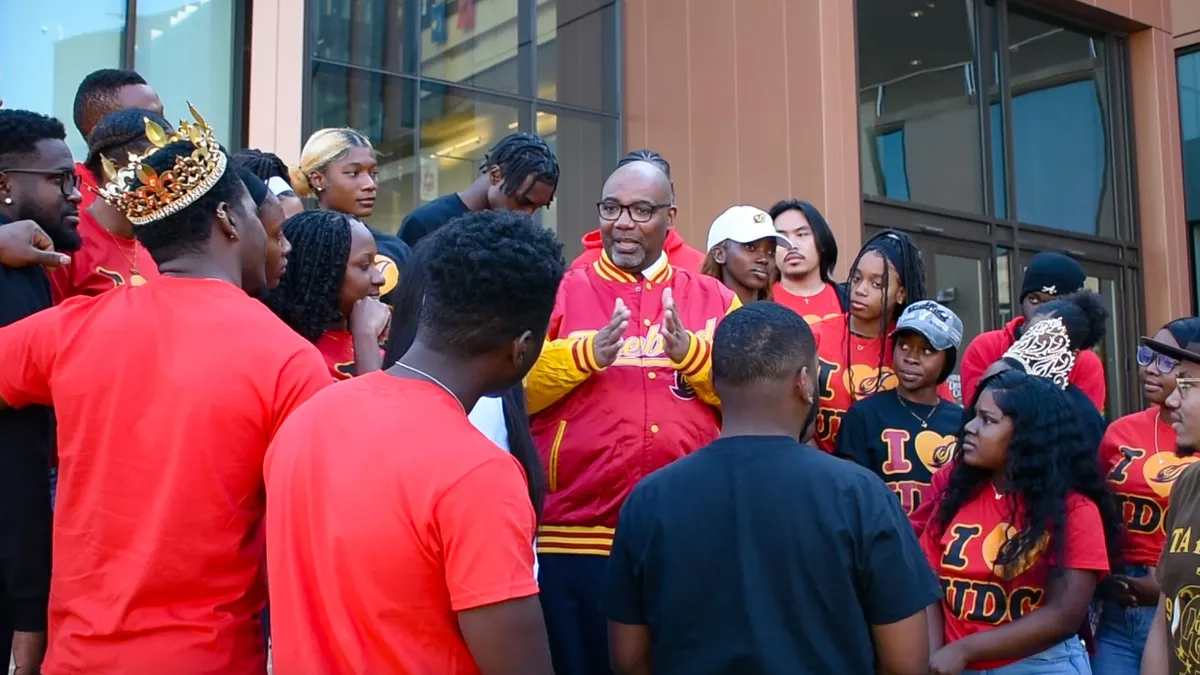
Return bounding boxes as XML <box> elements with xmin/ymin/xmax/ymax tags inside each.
<box><xmin>914</xmin><ymin>431</ymin><xmax>957</xmax><ymax>474</ymax></box>
<box><xmin>1142</xmin><ymin>453</ymin><xmax>1200</xmax><ymax>498</ymax></box>
<box><xmin>842</xmin><ymin>364</ymin><xmax>898</xmax><ymax>401</ymax></box>
<box><xmin>981</xmin><ymin>522</ymin><xmax>1049</xmax><ymax>580</ymax></box>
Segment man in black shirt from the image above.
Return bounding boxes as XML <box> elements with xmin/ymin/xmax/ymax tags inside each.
<box><xmin>0</xmin><ymin>109</ymin><xmax>83</xmax><ymax>674</ymax></box>
<box><xmin>397</xmin><ymin>133</ymin><xmax>558</xmax><ymax>248</ymax></box>
<box><xmin>836</xmin><ymin>300</ymin><xmax>965</xmax><ymax>515</ymax></box>
<box><xmin>604</xmin><ymin>302</ymin><xmax>939</xmax><ymax>675</ymax></box>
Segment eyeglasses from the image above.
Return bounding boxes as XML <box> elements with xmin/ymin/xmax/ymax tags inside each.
<box><xmin>1</xmin><ymin>168</ymin><xmax>81</xmax><ymax>197</ymax></box>
<box><xmin>1137</xmin><ymin>345</ymin><xmax>1180</xmax><ymax>374</ymax></box>
<box><xmin>1176</xmin><ymin>377</ymin><xmax>1200</xmax><ymax>400</ymax></box>
<box><xmin>596</xmin><ymin>200</ymin><xmax>671</xmax><ymax>223</ymax></box>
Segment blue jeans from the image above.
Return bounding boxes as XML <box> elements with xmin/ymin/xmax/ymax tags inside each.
<box><xmin>964</xmin><ymin>637</ymin><xmax>1091</xmax><ymax>675</ymax></box>
<box><xmin>1091</xmin><ymin>566</ymin><xmax>1156</xmax><ymax>675</ymax></box>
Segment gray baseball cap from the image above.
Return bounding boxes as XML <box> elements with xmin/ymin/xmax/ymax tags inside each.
<box><xmin>892</xmin><ymin>301</ymin><xmax>963</xmax><ymax>352</ymax></box>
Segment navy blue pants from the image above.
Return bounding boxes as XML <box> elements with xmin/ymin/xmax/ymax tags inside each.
<box><xmin>538</xmin><ymin>553</ymin><xmax>612</xmax><ymax>675</ymax></box>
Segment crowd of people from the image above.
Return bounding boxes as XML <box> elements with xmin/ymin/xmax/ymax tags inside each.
<box><xmin>2</xmin><ymin>67</ymin><xmax>1200</xmax><ymax>675</ymax></box>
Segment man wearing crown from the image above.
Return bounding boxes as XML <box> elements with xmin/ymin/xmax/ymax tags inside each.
<box><xmin>0</xmin><ymin>106</ymin><xmax>331</xmax><ymax>675</ymax></box>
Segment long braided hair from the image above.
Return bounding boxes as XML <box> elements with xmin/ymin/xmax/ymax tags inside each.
<box><xmin>844</xmin><ymin>230</ymin><xmax>927</xmax><ymax>399</ymax></box>
<box><xmin>263</xmin><ymin>211</ymin><xmax>354</xmax><ymax>343</ymax></box>
<box><xmin>482</xmin><ymin>132</ymin><xmax>560</xmax><ymax>199</ymax></box>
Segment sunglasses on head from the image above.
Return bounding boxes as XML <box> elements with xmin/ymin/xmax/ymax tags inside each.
<box><xmin>1137</xmin><ymin>344</ymin><xmax>1179</xmax><ymax>374</ymax></box>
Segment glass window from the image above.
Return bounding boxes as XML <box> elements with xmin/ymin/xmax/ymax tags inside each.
<box><xmin>420</xmin><ymin>0</ymin><xmax>524</xmax><ymax>95</ymax></box>
<box><xmin>311</xmin><ymin>61</ymin><xmax>417</xmax><ymax>234</ymax></box>
<box><xmin>857</xmin><ymin>0</ymin><xmax>986</xmax><ymax>214</ymax></box>
<box><xmin>135</xmin><ymin>0</ymin><xmax>239</xmax><ymax>149</ymax></box>
<box><xmin>535</xmin><ymin>108</ymin><xmax>618</xmax><ymax>259</ymax></box>
<box><xmin>997</xmin><ymin>247</ymin><xmax>1013</xmax><ymax>324</ymax></box>
<box><xmin>536</xmin><ymin>0</ymin><xmax>618</xmax><ymax>112</ymax></box>
<box><xmin>997</xmin><ymin>10</ymin><xmax>1116</xmax><ymax>237</ymax></box>
<box><xmin>311</xmin><ymin>0</ymin><xmax>417</xmax><ymax>75</ymax></box>
<box><xmin>0</xmin><ymin>1</ymin><xmax>125</xmax><ymax>158</ymax></box>
<box><xmin>1084</xmin><ymin>275</ymin><xmax>1122</xmax><ymax>418</ymax></box>
<box><xmin>1181</xmin><ymin>50</ymin><xmax>1200</xmax><ymax>224</ymax></box>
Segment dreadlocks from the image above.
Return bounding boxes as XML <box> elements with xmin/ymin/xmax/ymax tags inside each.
<box><xmin>482</xmin><ymin>132</ymin><xmax>559</xmax><ymax>197</ymax></box>
<box><xmin>232</xmin><ymin>149</ymin><xmax>292</xmax><ymax>186</ymax></box>
<box><xmin>264</xmin><ymin>211</ymin><xmax>354</xmax><ymax>343</ymax></box>
<box><xmin>844</xmin><ymin>229</ymin><xmax>927</xmax><ymax>398</ymax></box>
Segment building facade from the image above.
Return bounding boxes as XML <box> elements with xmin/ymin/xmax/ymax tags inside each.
<box><xmin>2</xmin><ymin>0</ymin><xmax>1198</xmax><ymax>418</ymax></box>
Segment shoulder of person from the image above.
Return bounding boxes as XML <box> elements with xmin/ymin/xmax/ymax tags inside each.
<box><xmin>1075</xmin><ymin>348</ymin><xmax>1104</xmax><ymax>369</ymax></box>
<box><xmin>671</xmin><ymin>268</ymin><xmax>733</xmax><ymax>296</ymax></box>
<box><xmin>964</xmin><ymin>326</ymin><xmax>1008</xmax><ymax>352</ymax></box>
<box><xmin>1174</xmin><ymin>462</ymin><xmax>1200</xmax><ymax>497</ymax></box>
<box><xmin>1064</xmin><ymin>491</ymin><xmax>1103</xmax><ymax>519</ymax></box>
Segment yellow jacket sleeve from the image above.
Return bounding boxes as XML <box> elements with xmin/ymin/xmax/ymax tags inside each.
<box><xmin>673</xmin><ymin>295</ymin><xmax>742</xmax><ymax>407</ymax></box>
<box><xmin>525</xmin><ymin>333</ymin><xmax>605</xmax><ymax>416</ymax></box>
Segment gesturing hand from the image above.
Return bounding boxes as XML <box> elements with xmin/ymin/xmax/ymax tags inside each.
<box><xmin>0</xmin><ymin>220</ymin><xmax>71</xmax><ymax>269</ymax></box>
<box><xmin>661</xmin><ymin>287</ymin><xmax>691</xmax><ymax>364</ymax></box>
<box><xmin>592</xmin><ymin>298</ymin><xmax>631</xmax><ymax>369</ymax></box>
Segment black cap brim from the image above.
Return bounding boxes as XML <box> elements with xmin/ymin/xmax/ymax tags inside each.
<box><xmin>1142</xmin><ymin>337</ymin><xmax>1200</xmax><ymax>366</ymax></box>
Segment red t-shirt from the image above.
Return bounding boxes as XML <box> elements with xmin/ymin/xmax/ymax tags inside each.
<box><xmin>0</xmin><ymin>276</ymin><xmax>331</xmax><ymax>675</ymax></box>
<box><xmin>773</xmin><ymin>282</ymin><xmax>843</xmax><ymax>325</ymax></box>
<box><xmin>959</xmin><ymin>316</ymin><xmax>1106</xmax><ymax>411</ymax></box>
<box><xmin>1100</xmin><ymin>407</ymin><xmax>1195</xmax><ymax>566</ymax></box>
<box><xmin>812</xmin><ymin>314</ymin><xmax>953</xmax><ymax>453</ymax></box>
<box><xmin>76</xmin><ymin>162</ymin><xmax>99</xmax><ymax>210</ymax></box>
<box><xmin>48</xmin><ymin>209</ymin><xmax>160</xmax><ymax>303</ymax></box>
<box><xmin>920</xmin><ymin>489</ymin><xmax>1109</xmax><ymax>670</ymax></box>
<box><xmin>265</xmin><ymin>373</ymin><xmax>539</xmax><ymax>674</ymax></box>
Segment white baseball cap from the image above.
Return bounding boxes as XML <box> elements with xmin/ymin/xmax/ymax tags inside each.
<box><xmin>706</xmin><ymin>206</ymin><xmax>793</xmax><ymax>252</ymax></box>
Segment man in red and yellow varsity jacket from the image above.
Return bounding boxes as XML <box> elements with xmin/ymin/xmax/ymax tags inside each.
<box><xmin>524</xmin><ymin>160</ymin><xmax>738</xmax><ymax>675</ymax></box>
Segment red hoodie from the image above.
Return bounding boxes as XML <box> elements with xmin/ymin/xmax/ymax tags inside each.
<box><xmin>570</xmin><ymin>228</ymin><xmax>708</xmax><ymax>273</ymax></box>
<box><xmin>959</xmin><ymin>316</ymin><xmax>1106</xmax><ymax>411</ymax></box>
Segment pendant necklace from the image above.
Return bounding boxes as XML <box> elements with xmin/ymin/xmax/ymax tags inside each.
<box><xmin>897</xmin><ymin>395</ymin><xmax>939</xmax><ymax>429</ymax></box>
<box><xmin>395</xmin><ymin>362</ymin><xmax>465</xmax><ymax>412</ymax></box>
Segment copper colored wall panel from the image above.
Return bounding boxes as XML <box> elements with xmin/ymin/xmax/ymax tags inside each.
<box><xmin>1175</xmin><ymin>0</ymin><xmax>1200</xmax><ymax>47</ymax></box>
<box><xmin>248</xmin><ymin>0</ymin><xmax>305</xmax><ymax>163</ymax></box>
<box><xmin>622</xmin><ymin>0</ymin><xmax>862</xmax><ymax>275</ymax></box>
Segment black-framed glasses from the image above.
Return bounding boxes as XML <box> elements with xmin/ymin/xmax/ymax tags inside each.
<box><xmin>0</xmin><ymin>168</ymin><xmax>81</xmax><ymax>197</ymax></box>
<box><xmin>1137</xmin><ymin>344</ymin><xmax>1179</xmax><ymax>374</ymax></box>
<box><xmin>596</xmin><ymin>200</ymin><xmax>671</xmax><ymax>223</ymax></box>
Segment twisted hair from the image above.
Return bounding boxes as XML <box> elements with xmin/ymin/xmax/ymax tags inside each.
<box><xmin>72</xmin><ymin>69</ymin><xmax>149</xmax><ymax>138</ymax></box>
<box><xmin>768</xmin><ymin>199</ymin><xmax>839</xmax><ymax>284</ymax></box>
<box><xmin>263</xmin><ymin>210</ymin><xmax>354</xmax><ymax>343</ymax></box>
<box><xmin>618</xmin><ymin>149</ymin><xmax>674</xmax><ymax>198</ymax></box>
<box><xmin>934</xmin><ymin>370</ymin><xmax>1122</xmax><ymax>577</ymax></box>
<box><xmin>232</xmin><ymin>149</ymin><xmax>292</xmax><ymax>185</ymax></box>
<box><xmin>844</xmin><ymin>229</ymin><xmax>927</xmax><ymax>398</ymax></box>
<box><xmin>84</xmin><ymin>108</ymin><xmax>172</xmax><ymax>183</ymax></box>
<box><xmin>129</xmin><ymin>140</ymin><xmax>246</xmax><ymax>264</ymax></box>
<box><xmin>1033</xmin><ymin>290</ymin><xmax>1108</xmax><ymax>352</ymax></box>
<box><xmin>483</xmin><ymin>133</ymin><xmax>559</xmax><ymax>196</ymax></box>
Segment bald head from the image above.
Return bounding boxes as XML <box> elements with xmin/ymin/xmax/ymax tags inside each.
<box><xmin>598</xmin><ymin>160</ymin><xmax>676</xmax><ymax>273</ymax></box>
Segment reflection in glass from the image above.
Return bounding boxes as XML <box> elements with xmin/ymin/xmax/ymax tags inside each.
<box><xmin>997</xmin><ymin>247</ymin><xmax>1013</xmax><ymax>324</ymax></box>
<box><xmin>1180</xmin><ymin>51</ymin><xmax>1200</xmax><ymax>223</ymax></box>
<box><xmin>857</xmin><ymin>0</ymin><xmax>984</xmax><ymax>213</ymax></box>
<box><xmin>931</xmin><ymin>254</ymin><xmax>985</xmax><ymax>376</ymax></box>
<box><xmin>536</xmin><ymin>0</ymin><xmax>618</xmax><ymax>112</ymax></box>
<box><xmin>535</xmin><ymin>110</ymin><xmax>618</xmax><ymax>260</ymax></box>
<box><xmin>310</xmin><ymin>62</ymin><xmax>417</xmax><ymax>234</ymax></box>
<box><xmin>1084</xmin><ymin>276</ymin><xmax>1121</xmax><ymax>417</ymax></box>
<box><xmin>420</xmin><ymin>0</ymin><xmax>524</xmax><ymax>95</ymax></box>
<box><xmin>0</xmin><ymin>1</ymin><xmax>125</xmax><ymax>157</ymax></box>
<box><xmin>995</xmin><ymin>10</ymin><xmax>1116</xmax><ymax>236</ymax></box>
<box><xmin>310</xmin><ymin>0</ymin><xmax>417</xmax><ymax>75</ymax></box>
<box><xmin>136</xmin><ymin>0</ymin><xmax>237</xmax><ymax>148</ymax></box>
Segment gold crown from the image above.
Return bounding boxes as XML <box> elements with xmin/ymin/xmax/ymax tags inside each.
<box><xmin>1003</xmin><ymin>317</ymin><xmax>1076</xmax><ymax>390</ymax></box>
<box><xmin>94</xmin><ymin>102</ymin><xmax>227</xmax><ymax>226</ymax></box>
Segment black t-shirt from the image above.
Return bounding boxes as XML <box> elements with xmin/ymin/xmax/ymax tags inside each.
<box><xmin>604</xmin><ymin>435</ymin><xmax>940</xmax><ymax>675</ymax></box>
<box><xmin>397</xmin><ymin>193</ymin><xmax>470</xmax><ymax>248</ymax></box>
<box><xmin>368</xmin><ymin>227</ymin><xmax>412</xmax><ymax>308</ymax></box>
<box><xmin>835</xmin><ymin>389</ymin><xmax>964</xmax><ymax>516</ymax></box>
<box><xmin>0</xmin><ymin>249</ymin><xmax>55</xmax><ymax>630</ymax></box>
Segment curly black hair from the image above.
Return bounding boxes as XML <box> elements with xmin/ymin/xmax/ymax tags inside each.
<box><xmin>263</xmin><ymin>210</ymin><xmax>354</xmax><ymax>343</ymax></box>
<box><xmin>129</xmin><ymin>140</ymin><xmax>248</xmax><ymax>264</ymax></box>
<box><xmin>84</xmin><ymin>108</ymin><xmax>172</xmax><ymax>183</ymax></box>
<box><xmin>934</xmin><ymin>370</ymin><xmax>1122</xmax><ymax>577</ymax></box>
<box><xmin>483</xmin><ymin>133</ymin><xmax>559</xmax><ymax>196</ymax></box>
<box><xmin>844</xmin><ymin>229</ymin><xmax>927</xmax><ymax>398</ymax></box>
<box><xmin>1032</xmin><ymin>289</ymin><xmax>1109</xmax><ymax>352</ymax></box>
<box><xmin>419</xmin><ymin>209</ymin><xmax>565</xmax><ymax>354</ymax></box>
<box><xmin>232</xmin><ymin>149</ymin><xmax>292</xmax><ymax>185</ymax></box>
<box><xmin>768</xmin><ymin>199</ymin><xmax>839</xmax><ymax>284</ymax></box>
<box><xmin>73</xmin><ymin>69</ymin><xmax>149</xmax><ymax>138</ymax></box>
<box><xmin>0</xmin><ymin>110</ymin><xmax>68</xmax><ymax>162</ymax></box>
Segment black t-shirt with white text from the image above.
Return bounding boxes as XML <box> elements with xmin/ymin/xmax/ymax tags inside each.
<box><xmin>604</xmin><ymin>435</ymin><xmax>941</xmax><ymax>674</ymax></box>
<box><xmin>835</xmin><ymin>389</ymin><xmax>963</xmax><ymax>515</ymax></box>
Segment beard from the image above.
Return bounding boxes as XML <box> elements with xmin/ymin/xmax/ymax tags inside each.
<box><xmin>45</xmin><ymin>221</ymin><xmax>82</xmax><ymax>253</ymax></box>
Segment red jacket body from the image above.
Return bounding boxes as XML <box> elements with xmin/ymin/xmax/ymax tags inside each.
<box><xmin>526</xmin><ymin>252</ymin><xmax>738</xmax><ymax>556</ymax></box>
<box><xmin>959</xmin><ymin>316</ymin><xmax>1106</xmax><ymax>411</ymax></box>
<box><xmin>570</xmin><ymin>229</ymin><xmax>708</xmax><ymax>273</ymax></box>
